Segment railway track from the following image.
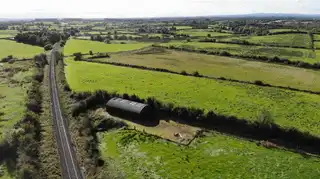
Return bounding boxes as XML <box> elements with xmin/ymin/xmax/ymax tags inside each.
<box><xmin>49</xmin><ymin>45</ymin><xmax>84</xmax><ymax>179</ymax></box>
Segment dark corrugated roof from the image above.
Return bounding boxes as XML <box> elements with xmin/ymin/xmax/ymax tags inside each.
<box><xmin>106</xmin><ymin>97</ymin><xmax>149</xmax><ymax>114</ymax></box>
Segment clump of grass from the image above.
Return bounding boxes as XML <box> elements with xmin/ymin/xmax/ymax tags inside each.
<box><xmin>257</xmin><ymin>110</ymin><xmax>274</xmax><ymax>126</ymax></box>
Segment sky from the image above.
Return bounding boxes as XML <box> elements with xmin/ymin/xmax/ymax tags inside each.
<box><xmin>0</xmin><ymin>0</ymin><xmax>319</xmax><ymax>18</ymax></box>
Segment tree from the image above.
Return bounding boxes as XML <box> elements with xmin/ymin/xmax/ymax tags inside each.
<box><xmin>74</xmin><ymin>53</ymin><xmax>83</xmax><ymax>61</ymax></box>
<box><xmin>207</xmin><ymin>34</ymin><xmax>211</xmax><ymax>37</ymax></box>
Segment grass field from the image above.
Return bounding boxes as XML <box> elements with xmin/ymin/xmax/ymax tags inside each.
<box><xmin>0</xmin><ymin>60</ymin><xmax>34</xmax><ymax>142</ymax></box>
<box><xmin>65</xmin><ymin>59</ymin><xmax>320</xmax><ymax>136</ymax></box>
<box><xmin>269</xmin><ymin>29</ymin><xmax>300</xmax><ymax>33</ymax></box>
<box><xmin>161</xmin><ymin>41</ymin><xmax>320</xmax><ymax>63</ymax></box>
<box><xmin>223</xmin><ymin>34</ymin><xmax>312</xmax><ymax>48</ymax></box>
<box><xmin>93</xmin><ymin>48</ymin><xmax>320</xmax><ymax>91</ymax></box>
<box><xmin>100</xmin><ymin>129</ymin><xmax>320</xmax><ymax>179</ymax></box>
<box><xmin>314</xmin><ymin>34</ymin><xmax>320</xmax><ymax>41</ymax></box>
<box><xmin>64</xmin><ymin>39</ymin><xmax>151</xmax><ymax>55</ymax></box>
<box><xmin>174</xmin><ymin>26</ymin><xmax>193</xmax><ymax>30</ymax></box>
<box><xmin>0</xmin><ymin>40</ymin><xmax>43</xmax><ymax>59</ymax></box>
<box><xmin>315</xmin><ymin>42</ymin><xmax>320</xmax><ymax>49</ymax></box>
<box><xmin>177</xmin><ymin>29</ymin><xmax>232</xmax><ymax>37</ymax></box>
<box><xmin>0</xmin><ymin>30</ymin><xmax>18</xmax><ymax>38</ymax></box>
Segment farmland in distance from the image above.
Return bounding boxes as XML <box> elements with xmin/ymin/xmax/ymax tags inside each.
<box><xmin>222</xmin><ymin>34</ymin><xmax>312</xmax><ymax>48</ymax></box>
<box><xmin>161</xmin><ymin>41</ymin><xmax>319</xmax><ymax>63</ymax></box>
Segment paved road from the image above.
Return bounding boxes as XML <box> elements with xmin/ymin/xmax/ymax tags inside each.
<box><xmin>49</xmin><ymin>44</ymin><xmax>84</xmax><ymax>179</ymax></box>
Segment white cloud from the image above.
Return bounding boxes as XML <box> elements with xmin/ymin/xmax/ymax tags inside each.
<box><xmin>0</xmin><ymin>0</ymin><xmax>318</xmax><ymax>18</ymax></box>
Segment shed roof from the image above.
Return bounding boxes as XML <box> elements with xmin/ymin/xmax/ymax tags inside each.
<box><xmin>106</xmin><ymin>97</ymin><xmax>149</xmax><ymax>114</ymax></box>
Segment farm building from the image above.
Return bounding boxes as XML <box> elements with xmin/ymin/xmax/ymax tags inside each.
<box><xmin>106</xmin><ymin>98</ymin><xmax>152</xmax><ymax>119</ymax></box>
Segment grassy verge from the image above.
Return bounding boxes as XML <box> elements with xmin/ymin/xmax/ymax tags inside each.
<box><xmin>38</xmin><ymin>64</ymin><xmax>61</xmax><ymax>179</ymax></box>
<box><xmin>65</xmin><ymin>59</ymin><xmax>320</xmax><ymax>136</ymax></box>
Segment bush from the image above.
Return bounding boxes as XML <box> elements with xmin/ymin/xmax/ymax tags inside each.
<box><xmin>219</xmin><ymin>51</ymin><xmax>231</xmax><ymax>56</ymax></box>
<box><xmin>44</xmin><ymin>44</ymin><xmax>53</xmax><ymax>51</ymax></box>
<box><xmin>180</xmin><ymin>70</ymin><xmax>188</xmax><ymax>75</ymax></box>
<box><xmin>8</xmin><ymin>58</ymin><xmax>15</xmax><ymax>64</ymax></box>
<box><xmin>192</xmin><ymin>71</ymin><xmax>200</xmax><ymax>77</ymax></box>
<box><xmin>257</xmin><ymin>110</ymin><xmax>274</xmax><ymax>126</ymax></box>
<box><xmin>1</xmin><ymin>55</ymin><xmax>13</xmax><ymax>62</ymax></box>
<box><xmin>60</xmin><ymin>41</ymin><xmax>66</xmax><ymax>47</ymax></box>
<box><xmin>89</xmin><ymin>50</ymin><xmax>93</xmax><ymax>55</ymax></box>
<box><xmin>73</xmin><ymin>52</ymin><xmax>83</xmax><ymax>61</ymax></box>
<box><xmin>254</xmin><ymin>80</ymin><xmax>265</xmax><ymax>86</ymax></box>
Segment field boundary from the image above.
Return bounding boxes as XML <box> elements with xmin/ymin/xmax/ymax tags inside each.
<box><xmin>77</xmin><ymin>57</ymin><xmax>320</xmax><ymax>95</ymax></box>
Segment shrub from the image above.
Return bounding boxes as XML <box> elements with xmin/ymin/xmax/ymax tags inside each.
<box><xmin>180</xmin><ymin>70</ymin><xmax>188</xmax><ymax>75</ymax></box>
<box><xmin>192</xmin><ymin>71</ymin><xmax>200</xmax><ymax>77</ymax></box>
<box><xmin>220</xmin><ymin>51</ymin><xmax>231</xmax><ymax>56</ymax></box>
<box><xmin>254</xmin><ymin>80</ymin><xmax>265</xmax><ymax>86</ymax></box>
<box><xmin>60</xmin><ymin>41</ymin><xmax>66</xmax><ymax>47</ymax></box>
<box><xmin>73</xmin><ymin>52</ymin><xmax>83</xmax><ymax>61</ymax></box>
<box><xmin>89</xmin><ymin>50</ymin><xmax>93</xmax><ymax>55</ymax></box>
<box><xmin>257</xmin><ymin>110</ymin><xmax>274</xmax><ymax>126</ymax></box>
<box><xmin>44</xmin><ymin>44</ymin><xmax>53</xmax><ymax>51</ymax></box>
<box><xmin>8</xmin><ymin>58</ymin><xmax>15</xmax><ymax>64</ymax></box>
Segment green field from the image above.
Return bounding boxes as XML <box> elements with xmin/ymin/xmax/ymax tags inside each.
<box><xmin>99</xmin><ymin>129</ymin><xmax>320</xmax><ymax>179</ymax></box>
<box><xmin>0</xmin><ymin>60</ymin><xmax>34</xmax><ymax>141</ymax></box>
<box><xmin>314</xmin><ymin>34</ymin><xmax>320</xmax><ymax>41</ymax></box>
<box><xmin>223</xmin><ymin>34</ymin><xmax>312</xmax><ymax>48</ymax></box>
<box><xmin>0</xmin><ymin>30</ymin><xmax>18</xmax><ymax>38</ymax></box>
<box><xmin>0</xmin><ymin>40</ymin><xmax>43</xmax><ymax>59</ymax></box>
<box><xmin>161</xmin><ymin>41</ymin><xmax>319</xmax><ymax>63</ymax></box>
<box><xmin>92</xmin><ymin>48</ymin><xmax>320</xmax><ymax>92</ymax></box>
<box><xmin>65</xmin><ymin>59</ymin><xmax>320</xmax><ymax>136</ymax></box>
<box><xmin>64</xmin><ymin>39</ymin><xmax>151</xmax><ymax>55</ymax></box>
<box><xmin>174</xmin><ymin>26</ymin><xmax>193</xmax><ymax>30</ymax></box>
<box><xmin>269</xmin><ymin>29</ymin><xmax>300</xmax><ymax>33</ymax></box>
<box><xmin>177</xmin><ymin>29</ymin><xmax>232</xmax><ymax>37</ymax></box>
<box><xmin>315</xmin><ymin>42</ymin><xmax>320</xmax><ymax>49</ymax></box>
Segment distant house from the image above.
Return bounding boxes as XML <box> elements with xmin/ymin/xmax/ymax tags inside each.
<box><xmin>106</xmin><ymin>98</ymin><xmax>152</xmax><ymax>119</ymax></box>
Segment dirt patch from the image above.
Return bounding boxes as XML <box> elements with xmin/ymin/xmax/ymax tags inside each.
<box><xmin>96</xmin><ymin>109</ymin><xmax>201</xmax><ymax>145</ymax></box>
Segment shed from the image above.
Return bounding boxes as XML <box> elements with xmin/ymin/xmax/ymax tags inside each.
<box><xmin>106</xmin><ymin>98</ymin><xmax>151</xmax><ymax>119</ymax></box>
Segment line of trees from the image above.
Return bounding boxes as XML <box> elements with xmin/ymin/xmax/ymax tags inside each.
<box><xmin>14</xmin><ymin>31</ymin><xmax>69</xmax><ymax>48</ymax></box>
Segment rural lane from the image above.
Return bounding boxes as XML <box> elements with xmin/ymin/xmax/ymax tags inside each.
<box><xmin>49</xmin><ymin>44</ymin><xmax>84</xmax><ymax>179</ymax></box>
